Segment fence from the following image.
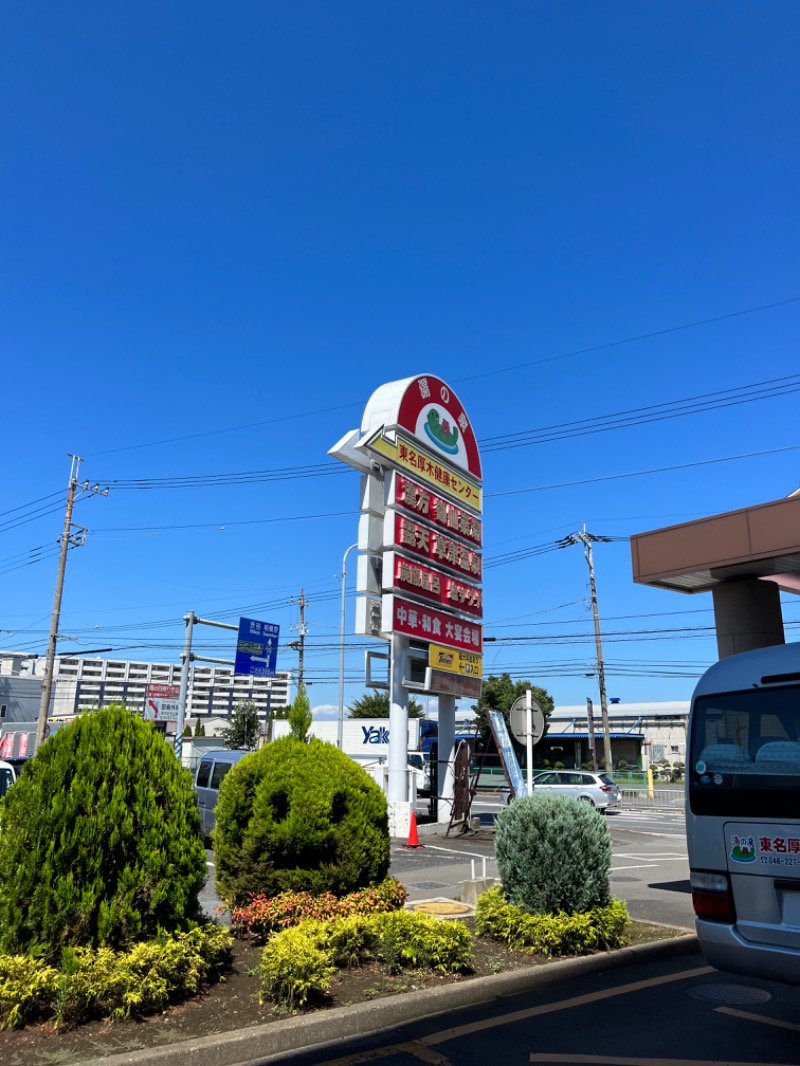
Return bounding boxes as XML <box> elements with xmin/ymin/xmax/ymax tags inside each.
<box><xmin>620</xmin><ymin>787</ymin><xmax>685</xmax><ymax>811</ymax></box>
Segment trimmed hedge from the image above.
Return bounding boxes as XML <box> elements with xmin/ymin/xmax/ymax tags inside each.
<box><xmin>476</xmin><ymin>887</ymin><xmax>629</xmax><ymax>956</ymax></box>
<box><xmin>259</xmin><ymin>910</ymin><xmax>474</xmax><ymax>1010</ymax></box>
<box><xmin>213</xmin><ymin>737</ymin><xmax>390</xmax><ymax>906</ymax></box>
<box><xmin>232</xmin><ymin>878</ymin><xmax>408</xmax><ymax>943</ymax></box>
<box><xmin>0</xmin><ymin>924</ymin><xmax>232</xmax><ymax>1030</ymax></box>
<box><xmin>0</xmin><ymin>705</ymin><xmax>207</xmax><ymax>959</ymax></box>
<box><xmin>494</xmin><ymin>793</ymin><xmax>612</xmax><ymax>914</ymax></box>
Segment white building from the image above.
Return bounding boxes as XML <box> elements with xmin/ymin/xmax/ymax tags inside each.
<box><xmin>1</xmin><ymin>652</ymin><xmax>292</xmax><ymax>721</ymax></box>
<box><xmin>548</xmin><ymin>701</ymin><xmax>689</xmax><ymax>770</ymax></box>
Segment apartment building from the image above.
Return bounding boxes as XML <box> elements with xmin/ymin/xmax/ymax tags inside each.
<box><xmin>1</xmin><ymin>653</ymin><xmax>291</xmax><ymax>720</ymax></box>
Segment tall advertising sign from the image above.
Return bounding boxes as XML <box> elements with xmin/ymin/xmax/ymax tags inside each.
<box><xmin>330</xmin><ymin>374</ymin><xmax>483</xmax><ymax>697</ymax></box>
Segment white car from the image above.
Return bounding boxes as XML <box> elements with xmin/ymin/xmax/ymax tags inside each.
<box><xmin>531</xmin><ymin>770</ymin><xmax>621</xmax><ymax>811</ymax></box>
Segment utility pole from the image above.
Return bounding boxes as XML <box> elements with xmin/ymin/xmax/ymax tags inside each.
<box><xmin>290</xmin><ymin>589</ymin><xmax>308</xmax><ymax>689</ymax></box>
<box><xmin>36</xmin><ymin>455</ymin><xmax>109</xmax><ymax>750</ymax></box>
<box><xmin>558</xmin><ymin>527</ymin><xmax>614</xmax><ymax>773</ymax></box>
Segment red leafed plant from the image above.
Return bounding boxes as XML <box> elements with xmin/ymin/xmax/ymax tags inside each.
<box><xmin>231</xmin><ymin>878</ymin><xmax>408</xmax><ymax>943</ymax></box>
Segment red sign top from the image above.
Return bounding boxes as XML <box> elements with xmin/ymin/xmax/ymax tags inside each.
<box><xmin>396</xmin><ymin>375</ymin><xmax>482</xmax><ymax>481</ymax></box>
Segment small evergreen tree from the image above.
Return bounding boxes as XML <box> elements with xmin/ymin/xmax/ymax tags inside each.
<box><xmin>213</xmin><ymin>736</ymin><xmax>389</xmax><ymax>906</ymax></box>
<box><xmin>347</xmin><ymin>692</ymin><xmax>424</xmax><ymax>718</ymax></box>
<box><xmin>194</xmin><ymin>719</ymin><xmax>206</xmax><ymax>737</ymax></box>
<box><xmin>288</xmin><ymin>683</ymin><xmax>312</xmax><ymax>741</ymax></box>
<box><xmin>0</xmin><ymin>705</ymin><xmax>206</xmax><ymax>959</ymax></box>
<box><xmin>183</xmin><ymin>724</ymin><xmax>192</xmax><ymax>737</ymax></box>
<box><xmin>221</xmin><ymin>702</ymin><xmax>260</xmax><ymax>750</ymax></box>
<box><xmin>494</xmin><ymin>793</ymin><xmax>611</xmax><ymax>915</ymax></box>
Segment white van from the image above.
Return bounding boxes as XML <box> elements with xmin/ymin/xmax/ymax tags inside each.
<box><xmin>0</xmin><ymin>760</ymin><xmax>16</xmax><ymax>800</ymax></box>
<box><xmin>193</xmin><ymin>749</ymin><xmax>250</xmax><ymax>840</ymax></box>
<box><xmin>687</xmin><ymin>642</ymin><xmax>800</xmax><ymax>984</ymax></box>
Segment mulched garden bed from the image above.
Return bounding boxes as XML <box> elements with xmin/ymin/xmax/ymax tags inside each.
<box><xmin>0</xmin><ymin>920</ymin><xmax>683</xmax><ymax>1066</ymax></box>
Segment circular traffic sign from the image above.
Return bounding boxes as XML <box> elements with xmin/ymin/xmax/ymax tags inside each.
<box><xmin>509</xmin><ymin>695</ymin><xmax>545</xmax><ymax>745</ymax></box>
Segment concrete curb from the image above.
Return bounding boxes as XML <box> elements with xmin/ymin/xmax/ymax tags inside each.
<box><xmin>90</xmin><ymin>934</ymin><xmax>699</xmax><ymax>1066</ymax></box>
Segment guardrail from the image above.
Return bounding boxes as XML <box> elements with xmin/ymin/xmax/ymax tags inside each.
<box><xmin>621</xmin><ymin>787</ymin><xmax>685</xmax><ymax>810</ymax></box>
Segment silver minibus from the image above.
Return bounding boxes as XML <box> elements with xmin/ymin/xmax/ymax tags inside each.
<box><xmin>687</xmin><ymin>642</ymin><xmax>800</xmax><ymax>983</ymax></box>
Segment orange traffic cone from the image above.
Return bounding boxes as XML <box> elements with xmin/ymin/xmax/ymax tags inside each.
<box><xmin>404</xmin><ymin>810</ymin><xmax>423</xmax><ymax>849</ymax></box>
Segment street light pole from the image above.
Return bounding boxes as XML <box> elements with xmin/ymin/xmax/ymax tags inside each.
<box><xmin>338</xmin><ymin>542</ymin><xmax>358</xmax><ymax>749</ymax></box>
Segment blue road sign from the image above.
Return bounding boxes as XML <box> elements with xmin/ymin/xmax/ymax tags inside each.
<box><xmin>235</xmin><ymin>617</ymin><xmax>280</xmax><ymax>678</ymax></box>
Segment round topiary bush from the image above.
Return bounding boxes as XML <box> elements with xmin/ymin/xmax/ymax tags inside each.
<box><xmin>213</xmin><ymin>736</ymin><xmax>390</xmax><ymax>906</ymax></box>
<box><xmin>0</xmin><ymin>705</ymin><xmax>207</xmax><ymax>959</ymax></box>
<box><xmin>494</xmin><ymin>793</ymin><xmax>612</xmax><ymax>915</ymax></box>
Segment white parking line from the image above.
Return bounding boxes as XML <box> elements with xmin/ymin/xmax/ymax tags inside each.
<box><xmin>611</xmin><ymin>863</ymin><xmax>659</xmax><ymax>871</ymax></box>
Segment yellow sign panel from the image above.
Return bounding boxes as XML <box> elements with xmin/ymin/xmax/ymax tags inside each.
<box><xmin>429</xmin><ymin>643</ymin><xmax>483</xmax><ymax>678</ymax></box>
<box><xmin>364</xmin><ymin>430</ymin><xmax>482</xmax><ymax>513</ymax></box>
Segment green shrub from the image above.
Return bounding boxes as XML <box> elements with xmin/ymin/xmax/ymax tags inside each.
<box><xmin>0</xmin><ymin>706</ymin><xmax>207</xmax><ymax>959</ymax></box>
<box><xmin>259</xmin><ymin>910</ymin><xmax>474</xmax><ymax>1010</ymax></box>
<box><xmin>0</xmin><ymin>956</ymin><xmax>60</xmax><ymax>1030</ymax></box>
<box><xmin>213</xmin><ymin>737</ymin><xmax>390</xmax><ymax>906</ymax></box>
<box><xmin>0</xmin><ymin>924</ymin><xmax>232</xmax><ymax>1029</ymax></box>
<box><xmin>374</xmin><ymin>910</ymin><xmax>473</xmax><ymax>974</ymax></box>
<box><xmin>258</xmin><ymin>926</ymin><xmax>336</xmax><ymax>1010</ymax></box>
<box><xmin>232</xmin><ymin>878</ymin><xmax>407</xmax><ymax>943</ymax></box>
<box><xmin>494</xmin><ymin>793</ymin><xmax>612</xmax><ymax>915</ymax></box>
<box><xmin>476</xmin><ymin>888</ymin><xmax>628</xmax><ymax>956</ymax></box>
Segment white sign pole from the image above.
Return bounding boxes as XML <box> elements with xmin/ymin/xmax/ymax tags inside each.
<box><xmin>526</xmin><ymin>687</ymin><xmax>533</xmax><ymax>794</ymax></box>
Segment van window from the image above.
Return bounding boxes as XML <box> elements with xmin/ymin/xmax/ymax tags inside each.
<box><xmin>196</xmin><ymin>760</ymin><xmax>213</xmax><ymax>789</ymax></box>
<box><xmin>0</xmin><ymin>767</ymin><xmax>14</xmax><ymax>799</ymax></box>
<box><xmin>210</xmin><ymin>760</ymin><xmax>233</xmax><ymax>790</ymax></box>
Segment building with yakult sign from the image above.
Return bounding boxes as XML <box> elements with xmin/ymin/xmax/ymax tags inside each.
<box><xmin>330</xmin><ymin>375</ymin><xmax>483</xmax><ymax>834</ymax></box>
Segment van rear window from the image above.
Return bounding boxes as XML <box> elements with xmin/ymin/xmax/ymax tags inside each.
<box><xmin>196</xmin><ymin>760</ymin><xmax>212</xmax><ymax>789</ymax></box>
<box><xmin>210</xmin><ymin>761</ymin><xmax>233</xmax><ymax>789</ymax></box>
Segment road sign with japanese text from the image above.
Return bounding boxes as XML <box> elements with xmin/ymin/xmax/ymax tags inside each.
<box><xmin>235</xmin><ymin>617</ymin><xmax>280</xmax><ymax>677</ymax></box>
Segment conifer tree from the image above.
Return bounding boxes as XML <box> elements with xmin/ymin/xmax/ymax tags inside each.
<box><xmin>0</xmin><ymin>705</ymin><xmax>207</xmax><ymax>959</ymax></box>
<box><xmin>214</xmin><ymin>736</ymin><xmax>389</xmax><ymax>905</ymax></box>
<box><xmin>288</xmin><ymin>683</ymin><xmax>312</xmax><ymax>740</ymax></box>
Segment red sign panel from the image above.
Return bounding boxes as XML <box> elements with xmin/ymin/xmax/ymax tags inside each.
<box><xmin>389</xmin><ymin>552</ymin><xmax>482</xmax><ymax>617</ymax></box>
<box><xmin>394</xmin><ymin>474</ymin><xmax>482</xmax><ymax>547</ymax></box>
<box><xmin>396</xmin><ymin>375</ymin><xmax>483</xmax><ymax>480</ymax></box>
<box><xmin>146</xmin><ymin>684</ymin><xmax>180</xmax><ymax>699</ymax></box>
<box><xmin>391</xmin><ymin>514</ymin><xmax>482</xmax><ymax>581</ymax></box>
<box><xmin>0</xmin><ymin>733</ymin><xmax>13</xmax><ymax>759</ymax></box>
<box><xmin>387</xmin><ymin>595</ymin><xmax>483</xmax><ymax>653</ymax></box>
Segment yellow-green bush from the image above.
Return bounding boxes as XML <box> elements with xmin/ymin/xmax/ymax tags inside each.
<box><xmin>0</xmin><ymin>924</ymin><xmax>232</xmax><ymax>1030</ymax></box>
<box><xmin>259</xmin><ymin>910</ymin><xmax>474</xmax><ymax>1010</ymax></box>
<box><xmin>476</xmin><ymin>887</ymin><xmax>629</xmax><ymax>956</ymax></box>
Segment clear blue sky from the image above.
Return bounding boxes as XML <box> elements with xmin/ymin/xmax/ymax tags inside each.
<box><xmin>3</xmin><ymin>3</ymin><xmax>799</xmax><ymax>718</ymax></box>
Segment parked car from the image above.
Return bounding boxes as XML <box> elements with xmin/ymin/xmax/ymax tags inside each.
<box><xmin>531</xmin><ymin>769</ymin><xmax>621</xmax><ymax>811</ymax></box>
<box><xmin>193</xmin><ymin>749</ymin><xmax>251</xmax><ymax>840</ymax></box>
<box><xmin>0</xmin><ymin>760</ymin><xmax>17</xmax><ymax>800</ymax></box>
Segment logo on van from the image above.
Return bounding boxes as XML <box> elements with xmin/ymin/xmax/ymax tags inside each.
<box><xmin>362</xmin><ymin>726</ymin><xmax>390</xmax><ymax>745</ymax></box>
<box><xmin>730</xmin><ymin>834</ymin><xmax>757</xmax><ymax>863</ymax></box>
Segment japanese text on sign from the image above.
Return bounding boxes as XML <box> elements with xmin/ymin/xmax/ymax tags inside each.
<box><xmin>394</xmin><ymin>474</ymin><xmax>482</xmax><ymax>546</ymax></box>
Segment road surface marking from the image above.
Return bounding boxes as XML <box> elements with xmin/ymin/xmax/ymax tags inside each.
<box><xmin>421</xmin><ymin>965</ymin><xmax>713</xmax><ymax>1046</ymax></box>
<box><xmin>716</xmin><ymin>1005</ymin><xmax>800</xmax><ymax>1032</ymax></box>
<box><xmin>529</xmin><ymin>1056</ymin><xmax>788</xmax><ymax>1065</ymax></box>
<box><xmin>611</xmin><ymin>863</ymin><xmax>659</xmax><ymax>871</ymax></box>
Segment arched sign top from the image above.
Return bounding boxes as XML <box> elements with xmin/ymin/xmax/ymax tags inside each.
<box><xmin>361</xmin><ymin>374</ymin><xmax>482</xmax><ymax>480</ymax></box>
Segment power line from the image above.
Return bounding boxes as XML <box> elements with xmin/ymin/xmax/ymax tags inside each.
<box><xmin>488</xmin><ymin>443</ymin><xmax>800</xmax><ymax>499</ymax></box>
<box><xmin>82</xmin><ymin>294</ymin><xmax>800</xmax><ymax>459</ymax></box>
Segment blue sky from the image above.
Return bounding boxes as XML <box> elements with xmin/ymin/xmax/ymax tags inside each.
<box><xmin>3</xmin><ymin>3</ymin><xmax>799</xmax><ymax>718</ymax></box>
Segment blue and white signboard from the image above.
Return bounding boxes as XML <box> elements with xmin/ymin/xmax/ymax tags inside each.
<box><xmin>235</xmin><ymin>617</ymin><xmax>280</xmax><ymax>678</ymax></box>
<box><xmin>488</xmin><ymin>710</ymin><xmax>527</xmax><ymax>800</ymax></box>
